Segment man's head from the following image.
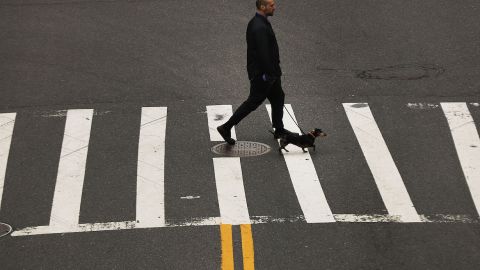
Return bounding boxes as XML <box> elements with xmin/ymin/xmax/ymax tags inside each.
<box><xmin>256</xmin><ymin>0</ymin><xmax>276</xmax><ymax>17</ymax></box>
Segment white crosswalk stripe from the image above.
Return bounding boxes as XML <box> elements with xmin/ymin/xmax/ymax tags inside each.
<box><xmin>266</xmin><ymin>104</ymin><xmax>335</xmax><ymax>223</ymax></box>
<box><xmin>441</xmin><ymin>102</ymin><xmax>480</xmax><ymax>216</ymax></box>
<box><xmin>136</xmin><ymin>107</ymin><xmax>168</xmax><ymax>228</ymax></box>
<box><xmin>0</xmin><ymin>113</ymin><xmax>16</xmax><ymax>211</ymax></box>
<box><xmin>50</xmin><ymin>109</ymin><xmax>93</xmax><ymax>229</ymax></box>
<box><xmin>206</xmin><ymin>105</ymin><xmax>237</xmax><ymax>141</ymax></box>
<box><xmin>213</xmin><ymin>158</ymin><xmax>250</xmax><ymax>225</ymax></box>
<box><xmin>343</xmin><ymin>103</ymin><xmax>421</xmax><ymax>222</ymax></box>
<box><xmin>0</xmin><ymin>102</ymin><xmax>479</xmax><ymax>236</ymax></box>
<box><xmin>207</xmin><ymin>105</ymin><xmax>250</xmax><ymax>225</ymax></box>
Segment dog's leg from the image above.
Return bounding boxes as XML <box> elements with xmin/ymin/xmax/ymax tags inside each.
<box><xmin>278</xmin><ymin>140</ymin><xmax>289</xmax><ymax>153</ymax></box>
<box><xmin>280</xmin><ymin>140</ymin><xmax>290</xmax><ymax>153</ymax></box>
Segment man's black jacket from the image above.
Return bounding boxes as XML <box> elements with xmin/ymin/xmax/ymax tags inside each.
<box><xmin>246</xmin><ymin>13</ymin><xmax>282</xmax><ymax>81</ymax></box>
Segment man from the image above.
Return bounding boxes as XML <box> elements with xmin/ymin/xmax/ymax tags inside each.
<box><xmin>217</xmin><ymin>0</ymin><xmax>292</xmax><ymax>145</ymax></box>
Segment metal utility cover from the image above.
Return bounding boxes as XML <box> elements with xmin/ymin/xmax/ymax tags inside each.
<box><xmin>211</xmin><ymin>141</ymin><xmax>271</xmax><ymax>157</ymax></box>
<box><xmin>0</xmin><ymin>222</ymin><xmax>12</xmax><ymax>238</ymax></box>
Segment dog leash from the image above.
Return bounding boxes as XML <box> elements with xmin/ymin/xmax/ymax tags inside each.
<box><xmin>283</xmin><ymin>105</ymin><xmax>306</xmax><ymax>135</ymax></box>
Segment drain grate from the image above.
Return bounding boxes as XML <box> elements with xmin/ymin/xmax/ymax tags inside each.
<box><xmin>211</xmin><ymin>141</ymin><xmax>271</xmax><ymax>157</ymax></box>
<box><xmin>0</xmin><ymin>222</ymin><xmax>12</xmax><ymax>238</ymax></box>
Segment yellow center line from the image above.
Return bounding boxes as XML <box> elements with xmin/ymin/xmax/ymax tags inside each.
<box><xmin>220</xmin><ymin>224</ymin><xmax>255</xmax><ymax>270</ymax></box>
<box><xmin>240</xmin><ymin>224</ymin><xmax>255</xmax><ymax>270</ymax></box>
<box><xmin>220</xmin><ymin>224</ymin><xmax>234</xmax><ymax>270</ymax></box>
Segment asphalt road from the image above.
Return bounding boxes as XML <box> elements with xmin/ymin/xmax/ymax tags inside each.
<box><xmin>1</xmin><ymin>0</ymin><xmax>480</xmax><ymax>269</ymax></box>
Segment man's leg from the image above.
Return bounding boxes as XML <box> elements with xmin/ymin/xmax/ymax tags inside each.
<box><xmin>218</xmin><ymin>79</ymin><xmax>268</xmax><ymax>144</ymax></box>
<box><xmin>267</xmin><ymin>78</ymin><xmax>285</xmax><ymax>131</ymax></box>
<box><xmin>227</xmin><ymin>81</ymin><xmax>268</xmax><ymax>127</ymax></box>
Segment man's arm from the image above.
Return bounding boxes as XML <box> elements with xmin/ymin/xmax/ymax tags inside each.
<box><xmin>253</xmin><ymin>25</ymin><xmax>275</xmax><ymax>79</ymax></box>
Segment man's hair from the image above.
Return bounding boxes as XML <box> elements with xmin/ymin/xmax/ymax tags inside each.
<box><xmin>256</xmin><ymin>0</ymin><xmax>269</xmax><ymax>9</ymax></box>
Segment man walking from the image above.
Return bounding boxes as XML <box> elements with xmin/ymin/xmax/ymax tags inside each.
<box><xmin>217</xmin><ymin>0</ymin><xmax>292</xmax><ymax>145</ymax></box>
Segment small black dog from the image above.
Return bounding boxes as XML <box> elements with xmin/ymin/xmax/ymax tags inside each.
<box><xmin>278</xmin><ymin>128</ymin><xmax>327</xmax><ymax>153</ymax></box>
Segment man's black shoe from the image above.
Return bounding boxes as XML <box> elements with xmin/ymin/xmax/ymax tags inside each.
<box><xmin>217</xmin><ymin>125</ymin><xmax>236</xmax><ymax>145</ymax></box>
<box><xmin>273</xmin><ymin>128</ymin><xmax>296</xmax><ymax>139</ymax></box>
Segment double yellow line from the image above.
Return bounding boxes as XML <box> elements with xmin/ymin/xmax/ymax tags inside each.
<box><xmin>220</xmin><ymin>224</ymin><xmax>255</xmax><ymax>270</ymax></box>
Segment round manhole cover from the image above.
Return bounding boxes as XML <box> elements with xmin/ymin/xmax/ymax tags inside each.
<box><xmin>211</xmin><ymin>141</ymin><xmax>271</xmax><ymax>157</ymax></box>
<box><xmin>355</xmin><ymin>64</ymin><xmax>444</xmax><ymax>80</ymax></box>
<box><xmin>0</xmin><ymin>222</ymin><xmax>12</xmax><ymax>238</ymax></box>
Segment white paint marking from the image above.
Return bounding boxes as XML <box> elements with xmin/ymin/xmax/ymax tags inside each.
<box><xmin>266</xmin><ymin>104</ymin><xmax>335</xmax><ymax>223</ymax></box>
<box><xmin>343</xmin><ymin>103</ymin><xmax>421</xmax><ymax>222</ymax></box>
<box><xmin>251</xmin><ymin>214</ymin><xmax>477</xmax><ymax>223</ymax></box>
<box><xmin>334</xmin><ymin>214</ymin><xmax>402</xmax><ymax>223</ymax></box>
<box><xmin>250</xmin><ymin>215</ymin><xmax>305</xmax><ymax>224</ymax></box>
<box><xmin>39</xmin><ymin>110</ymin><xmax>112</xmax><ymax>118</ymax></box>
<box><xmin>12</xmin><ymin>217</ymin><xmax>222</xmax><ymax>236</ymax></box>
<box><xmin>49</xmin><ymin>109</ymin><xmax>93</xmax><ymax>229</ymax></box>
<box><xmin>165</xmin><ymin>216</ymin><xmax>221</xmax><ymax>227</ymax></box>
<box><xmin>441</xmin><ymin>102</ymin><xmax>480</xmax><ymax>216</ymax></box>
<box><xmin>0</xmin><ymin>113</ymin><xmax>16</xmax><ymax>210</ymax></box>
<box><xmin>136</xmin><ymin>107</ymin><xmax>167</xmax><ymax>228</ymax></box>
<box><xmin>420</xmin><ymin>214</ymin><xmax>477</xmax><ymax>223</ymax></box>
<box><xmin>334</xmin><ymin>214</ymin><xmax>476</xmax><ymax>223</ymax></box>
<box><xmin>180</xmin><ymin>195</ymin><xmax>200</xmax><ymax>200</ymax></box>
<box><xmin>12</xmin><ymin>221</ymin><xmax>137</xmax><ymax>236</ymax></box>
<box><xmin>206</xmin><ymin>105</ymin><xmax>237</xmax><ymax>141</ymax></box>
<box><xmin>470</xmin><ymin>103</ymin><xmax>480</xmax><ymax>107</ymax></box>
<box><xmin>11</xmin><ymin>213</ymin><xmax>480</xmax><ymax>236</ymax></box>
<box><xmin>213</xmin><ymin>158</ymin><xmax>250</xmax><ymax>224</ymax></box>
<box><xmin>406</xmin><ymin>103</ymin><xmax>439</xmax><ymax>110</ymax></box>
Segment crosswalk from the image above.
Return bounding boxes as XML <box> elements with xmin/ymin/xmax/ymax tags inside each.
<box><xmin>0</xmin><ymin>102</ymin><xmax>479</xmax><ymax>236</ymax></box>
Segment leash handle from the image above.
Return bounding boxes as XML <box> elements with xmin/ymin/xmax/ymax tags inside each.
<box><xmin>283</xmin><ymin>105</ymin><xmax>306</xmax><ymax>135</ymax></box>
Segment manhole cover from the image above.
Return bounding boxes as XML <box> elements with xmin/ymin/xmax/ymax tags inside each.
<box><xmin>355</xmin><ymin>64</ymin><xmax>444</xmax><ymax>80</ymax></box>
<box><xmin>316</xmin><ymin>64</ymin><xmax>444</xmax><ymax>81</ymax></box>
<box><xmin>211</xmin><ymin>141</ymin><xmax>271</xmax><ymax>157</ymax></box>
<box><xmin>0</xmin><ymin>222</ymin><xmax>12</xmax><ymax>238</ymax></box>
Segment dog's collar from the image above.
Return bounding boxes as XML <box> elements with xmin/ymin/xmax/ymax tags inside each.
<box><xmin>308</xmin><ymin>132</ymin><xmax>316</xmax><ymax>138</ymax></box>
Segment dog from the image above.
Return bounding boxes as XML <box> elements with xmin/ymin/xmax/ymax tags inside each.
<box><xmin>278</xmin><ymin>128</ymin><xmax>327</xmax><ymax>153</ymax></box>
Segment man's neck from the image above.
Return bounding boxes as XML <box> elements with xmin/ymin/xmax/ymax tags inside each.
<box><xmin>256</xmin><ymin>10</ymin><xmax>267</xmax><ymax>17</ymax></box>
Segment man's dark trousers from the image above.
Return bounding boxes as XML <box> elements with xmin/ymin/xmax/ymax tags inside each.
<box><xmin>225</xmin><ymin>76</ymin><xmax>284</xmax><ymax>130</ymax></box>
